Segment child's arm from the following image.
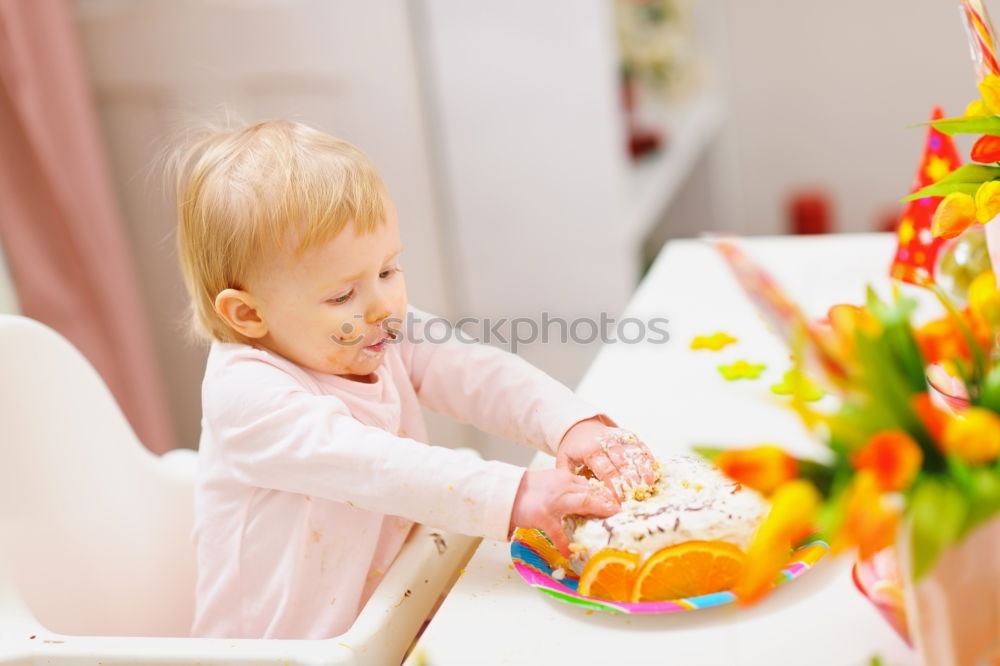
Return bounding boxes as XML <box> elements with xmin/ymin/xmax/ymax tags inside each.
<box><xmin>399</xmin><ymin>306</ymin><xmax>657</xmax><ymax>497</ymax></box>
<box><xmin>203</xmin><ymin>352</ymin><xmax>616</xmax><ymax>545</ymax></box>
<box><xmin>399</xmin><ymin>306</ymin><xmax>607</xmax><ymax>454</ymax></box>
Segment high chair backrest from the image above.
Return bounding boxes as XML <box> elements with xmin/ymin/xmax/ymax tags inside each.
<box><xmin>0</xmin><ymin>314</ymin><xmax>197</xmax><ymax>637</ymax></box>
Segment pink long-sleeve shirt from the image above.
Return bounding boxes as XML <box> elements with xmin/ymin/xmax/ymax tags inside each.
<box><xmin>190</xmin><ymin>306</ymin><xmax>603</xmax><ymax>639</ymax></box>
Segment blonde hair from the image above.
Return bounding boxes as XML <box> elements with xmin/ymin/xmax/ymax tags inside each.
<box><xmin>171</xmin><ymin>119</ymin><xmax>386</xmax><ymax>344</ymax></box>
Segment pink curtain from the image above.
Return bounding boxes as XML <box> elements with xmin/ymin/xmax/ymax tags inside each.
<box><xmin>0</xmin><ymin>0</ymin><xmax>176</xmax><ymax>454</ymax></box>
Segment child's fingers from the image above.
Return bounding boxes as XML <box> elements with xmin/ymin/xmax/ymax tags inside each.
<box><xmin>539</xmin><ymin>515</ymin><xmax>573</xmax><ymax>558</ymax></box>
<box><xmin>582</xmin><ymin>450</ymin><xmax>626</xmax><ymax>499</ymax></box>
<box><xmin>558</xmin><ymin>486</ymin><xmax>620</xmax><ymax>519</ymax></box>
<box><xmin>570</xmin><ymin>475</ymin><xmax>620</xmax><ymax>507</ymax></box>
<box><xmin>623</xmin><ymin>440</ymin><xmax>658</xmax><ymax>485</ymax></box>
<box><xmin>605</xmin><ymin>441</ymin><xmax>643</xmax><ymax>488</ymax></box>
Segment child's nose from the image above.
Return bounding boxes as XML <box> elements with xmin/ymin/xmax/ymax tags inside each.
<box><xmin>365</xmin><ymin>294</ymin><xmax>394</xmax><ymax>325</ymax></box>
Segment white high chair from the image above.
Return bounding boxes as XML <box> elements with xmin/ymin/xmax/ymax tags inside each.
<box><xmin>0</xmin><ymin>314</ymin><xmax>480</xmax><ymax>665</ymax></box>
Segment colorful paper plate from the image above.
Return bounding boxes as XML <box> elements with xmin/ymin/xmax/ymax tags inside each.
<box><xmin>510</xmin><ymin>527</ymin><xmax>829</xmax><ymax>614</ymax></box>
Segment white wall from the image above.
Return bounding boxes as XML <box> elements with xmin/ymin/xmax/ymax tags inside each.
<box><xmin>716</xmin><ymin>0</ymin><xmax>981</xmax><ymax>236</ymax></box>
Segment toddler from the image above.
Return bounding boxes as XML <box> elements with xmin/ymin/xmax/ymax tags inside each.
<box><xmin>174</xmin><ymin>120</ymin><xmax>657</xmax><ymax>639</ymax></box>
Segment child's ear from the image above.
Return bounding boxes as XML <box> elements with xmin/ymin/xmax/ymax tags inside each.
<box><xmin>214</xmin><ymin>289</ymin><xmax>268</xmax><ymax>339</ymax></box>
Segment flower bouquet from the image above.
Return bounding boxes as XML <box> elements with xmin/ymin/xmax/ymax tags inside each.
<box><xmin>700</xmin><ymin>245</ymin><xmax>1000</xmax><ymax>662</ymax></box>
<box><xmin>696</xmin><ymin>3</ymin><xmax>1000</xmax><ymax>655</ymax></box>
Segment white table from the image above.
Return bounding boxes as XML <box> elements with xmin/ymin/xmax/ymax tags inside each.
<box><xmin>407</xmin><ymin>233</ymin><xmax>917</xmax><ymax>666</ymax></box>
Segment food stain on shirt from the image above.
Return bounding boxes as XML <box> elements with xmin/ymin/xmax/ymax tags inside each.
<box><xmin>311</xmin><ymin>529</ymin><xmax>323</xmax><ymax>543</ymax></box>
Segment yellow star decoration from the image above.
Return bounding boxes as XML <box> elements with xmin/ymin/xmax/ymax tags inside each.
<box><xmin>718</xmin><ymin>360</ymin><xmax>767</xmax><ymax>380</ymax></box>
<box><xmin>691</xmin><ymin>332</ymin><xmax>738</xmax><ymax>351</ymax></box>
<box><xmin>925</xmin><ymin>154</ymin><xmax>953</xmax><ymax>183</ymax></box>
<box><xmin>770</xmin><ymin>370</ymin><xmax>825</xmax><ymax>402</ymax></box>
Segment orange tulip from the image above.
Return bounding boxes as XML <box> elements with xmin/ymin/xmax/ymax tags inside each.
<box><xmin>931</xmin><ymin>192</ymin><xmax>978</xmax><ymax>240</ymax></box>
<box><xmin>850</xmin><ymin>430</ymin><xmax>923</xmax><ymax>492</ymax></box>
<box><xmin>941</xmin><ymin>407</ymin><xmax>1000</xmax><ymax>463</ymax></box>
<box><xmin>914</xmin><ymin>306</ymin><xmax>992</xmax><ymax>365</ymax></box>
<box><xmin>734</xmin><ymin>480</ymin><xmax>820</xmax><ymax>604</ymax></box>
<box><xmin>833</xmin><ymin>470</ymin><xmax>900</xmax><ymax>561</ymax></box>
<box><xmin>972</xmin><ymin>137</ymin><xmax>1000</xmax><ymax>164</ymax></box>
<box><xmin>827</xmin><ymin>303</ymin><xmax>880</xmax><ymax>349</ymax></box>
<box><xmin>915</xmin><ymin>316</ymin><xmax>971</xmax><ymax>364</ymax></box>
<box><xmin>716</xmin><ymin>446</ymin><xmax>799</xmax><ymax>495</ymax></box>
<box><xmin>912</xmin><ymin>392</ymin><xmax>951</xmax><ymax>442</ymax></box>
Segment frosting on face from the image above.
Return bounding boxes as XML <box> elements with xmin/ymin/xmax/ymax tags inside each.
<box><xmin>563</xmin><ymin>455</ymin><xmax>770</xmax><ymax>574</ymax></box>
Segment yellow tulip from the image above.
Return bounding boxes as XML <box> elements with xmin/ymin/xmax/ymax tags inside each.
<box><xmin>966</xmin><ymin>99</ymin><xmax>991</xmax><ymax>117</ymax></box>
<box><xmin>976</xmin><ymin>180</ymin><xmax>1000</xmax><ymax>223</ymax></box>
<box><xmin>980</xmin><ymin>74</ymin><xmax>1000</xmax><ymax>115</ymax></box>
<box><xmin>734</xmin><ymin>480</ymin><xmax>819</xmax><ymax>604</ymax></box>
<box><xmin>931</xmin><ymin>191</ymin><xmax>978</xmax><ymax>239</ymax></box>
<box><xmin>942</xmin><ymin>407</ymin><xmax>1000</xmax><ymax>463</ymax></box>
<box><xmin>969</xmin><ymin>270</ymin><xmax>1000</xmax><ymax>327</ymax></box>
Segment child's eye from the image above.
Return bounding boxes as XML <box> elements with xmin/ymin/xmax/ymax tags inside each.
<box><xmin>379</xmin><ymin>267</ymin><xmax>401</xmax><ymax>279</ymax></box>
<box><xmin>328</xmin><ymin>290</ymin><xmax>353</xmax><ymax>304</ymax></box>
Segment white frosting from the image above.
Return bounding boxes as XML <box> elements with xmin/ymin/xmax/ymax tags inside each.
<box><xmin>563</xmin><ymin>455</ymin><xmax>769</xmax><ymax>575</ymax></box>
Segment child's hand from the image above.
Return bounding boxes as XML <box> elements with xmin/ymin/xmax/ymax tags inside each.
<box><xmin>509</xmin><ymin>468</ymin><xmax>620</xmax><ymax>557</ymax></box>
<box><xmin>555</xmin><ymin>417</ymin><xmax>657</xmax><ymax>501</ymax></box>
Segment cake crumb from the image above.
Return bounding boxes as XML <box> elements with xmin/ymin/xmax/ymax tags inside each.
<box><xmin>552</xmin><ymin>567</ymin><xmax>566</xmax><ymax>580</ymax></box>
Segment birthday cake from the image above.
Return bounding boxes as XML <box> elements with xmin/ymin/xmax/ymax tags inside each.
<box><xmin>562</xmin><ymin>455</ymin><xmax>769</xmax><ymax>602</ymax></box>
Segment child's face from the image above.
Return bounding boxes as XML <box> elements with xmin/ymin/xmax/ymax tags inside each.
<box><xmin>245</xmin><ymin>195</ymin><xmax>407</xmax><ymax>381</ymax></box>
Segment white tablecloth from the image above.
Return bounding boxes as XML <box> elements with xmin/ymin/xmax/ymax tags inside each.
<box><xmin>408</xmin><ymin>233</ymin><xmax>917</xmax><ymax>666</ymax></box>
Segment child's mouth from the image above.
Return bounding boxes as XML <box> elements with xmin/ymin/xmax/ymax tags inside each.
<box><xmin>363</xmin><ymin>339</ymin><xmax>386</xmax><ymax>354</ymax></box>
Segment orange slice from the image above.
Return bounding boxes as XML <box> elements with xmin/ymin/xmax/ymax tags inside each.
<box><xmin>514</xmin><ymin>527</ymin><xmax>572</xmax><ymax>573</ymax></box>
<box><xmin>577</xmin><ymin>549</ymin><xmax>642</xmax><ymax>601</ymax></box>
<box><xmin>630</xmin><ymin>540</ymin><xmax>746</xmax><ymax>602</ymax></box>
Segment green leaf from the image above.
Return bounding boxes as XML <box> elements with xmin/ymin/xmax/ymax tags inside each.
<box><xmin>909</xmin><ymin>478</ymin><xmax>969</xmax><ymax>580</ymax></box>
<box><xmin>927</xmin><ymin>115</ymin><xmax>1000</xmax><ymax>136</ymax></box>
<box><xmin>902</xmin><ymin>182</ymin><xmax>980</xmax><ymax>202</ymax></box>
<box><xmin>976</xmin><ymin>364</ymin><xmax>1000</xmax><ymax>412</ymax></box>
<box><xmin>930</xmin><ymin>284</ymin><xmax>987</xmax><ymax>388</ymax></box>
<box><xmin>963</xmin><ymin>467</ymin><xmax>1000</xmax><ymax>537</ymax></box>
<box><xmin>903</xmin><ymin>164</ymin><xmax>1000</xmax><ymax>201</ymax></box>
<box><xmin>797</xmin><ymin>458</ymin><xmax>835</xmax><ymax>496</ymax></box>
<box><xmin>691</xmin><ymin>446</ymin><xmax>724</xmax><ymax>462</ymax></box>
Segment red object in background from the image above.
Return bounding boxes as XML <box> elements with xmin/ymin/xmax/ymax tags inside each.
<box><xmin>788</xmin><ymin>190</ymin><xmax>833</xmax><ymax>234</ymax></box>
<box><xmin>621</xmin><ymin>74</ymin><xmax>663</xmax><ymax>160</ymax></box>
<box><xmin>889</xmin><ymin>106</ymin><xmax>962</xmax><ymax>286</ymax></box>
<box><xmin>878</xmin><ymin>207</ymin><xmax>901</xmax><ymax>233</ymax></box>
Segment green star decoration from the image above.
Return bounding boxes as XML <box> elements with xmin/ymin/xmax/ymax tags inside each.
<box><xmin>770</xmin><ymin>369</ymin><xmax>825</xmax><ymax>401</ymax></box>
